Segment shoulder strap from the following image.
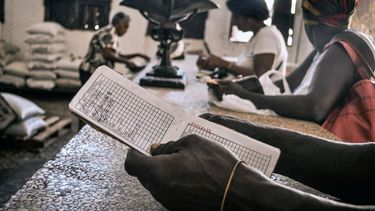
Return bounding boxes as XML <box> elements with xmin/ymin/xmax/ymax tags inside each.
<box><xmin>325</xmin><ymin>30</ymin><xmax>375</xmax><ymax>80</ymax></box>
<box><xmin>275</xmin><ymin>60</ymin><xmax>283</xmax><ymax>71</ymax></box>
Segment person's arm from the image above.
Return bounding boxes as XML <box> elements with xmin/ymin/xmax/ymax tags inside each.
<box><xmin>216</xmin><ymin>44</ymin><xmax>356</xmax><ymax>123</ymax></box>
<box><xmin>273</xmin><ymin>50</ymin><xmax>317</xmax><ymax>91</ymax></box>
<box><xmin>228</xmin><ymin>163</ymin><xmax>372</xmax><ymax>211</ymax></box>
<box><xmin>200</xmin><ymin>113</ymin><xmax>375</xmax><ymax>205</ymax></box>
<box><xmin>125</xmin><ymin>135</ymin><xmax>375</xmax><ymax>210</ymax></box>
<box><xmin>119</xmin><ymin>53</ymin><xmax>150</xmax><ymax>61</ymax></box>
<box><xmin>227</xmin><ymin>53</ymin><xmax>275</xmax><ymax>77</ymax></box>
<box><xmin>101</xmin><ymin>47</ymin><xmax>136</xmax><ymax>69</ymax></box>
<box><xmin>200</xmin><ymin>53</ymin><xmax>275</xmax><ymax>77</ymax></box>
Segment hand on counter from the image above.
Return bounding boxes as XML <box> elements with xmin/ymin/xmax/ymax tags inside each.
<box><xmin>125</xmin><ymin>134</ymin><xmax>241</xmax><ymax>211</ymax></box>
<box><xmin>124</xmin><ymin>127</ymin><xmax>375</xmax><ymax>210</ymax></box>
<box><xmin>207</xmin><ymin>80</ymin><xmax>251</xmax><ymax>101</ymax></box>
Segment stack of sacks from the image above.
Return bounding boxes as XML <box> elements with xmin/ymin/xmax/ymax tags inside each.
<box><xmin>0</xmin><ymin>40</ymin><xmax>20</xmax><ymax>68</ymax></box>
<box><xmin>0</xmin><ymin>41</ymin><xmax>23</xmax><ymax>87</ymax></box>
<box><xmin>55</xmin><ymin>55</ymin><xmax>82</xmax><ymax>89</ymax></box>
<box><xmin>0</xmin><ymin>94</ymin><xmax>16</xmax><ymax>131</ymax></box>
<box><xmin>25</xmin><ymin>22</ymin><xmax>66</xmax><ymax>90</ymax></box>
<box><xmin>0</xmin><ymin>61</ymin><xmax>29</xmax><ymax>88</ymax></box>
<box><xmin>1</xmin><ymin>92</ymin><xmax>47</xmax><ymax>139</ymax></box>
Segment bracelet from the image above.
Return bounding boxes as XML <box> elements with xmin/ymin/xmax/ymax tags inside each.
<box><xmin>220</xmin><ymin>160</ymin><xmax>245</xmax><ymax>211</ymax></box>
<box><xmin>227</xmin><ymin>62</ymin><xmax>234</xmax><ymax>69</ymax></box>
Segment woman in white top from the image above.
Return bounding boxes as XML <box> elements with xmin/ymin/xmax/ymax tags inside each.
<box><xmin>197</xmin><ymin>0</ymin><xmax>288</xmax><ymax>78</ymax></box>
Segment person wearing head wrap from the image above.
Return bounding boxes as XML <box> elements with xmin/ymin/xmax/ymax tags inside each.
<box><xmin>214</xmin><ymin>0</ymin><xmax>365</xmax><ymax>121</ymax></box>
<box><xmin>125</xmin><ymin>1</ymin><xmax>375</xmax><ymax>210</ymax></box>
<box><xmin>301</xmin><ymin>0</ymin><xmax>358</xmax><ymax>52</ymax></box>
<box><xmin>302</xmin><ymin>0</ymin><xmax>358</xmax><ymax>29</ymax></box>
<box><xmin>197</xmin><ymin>0</ymin><xmax>288</xmax><ymax>81</ymax></box>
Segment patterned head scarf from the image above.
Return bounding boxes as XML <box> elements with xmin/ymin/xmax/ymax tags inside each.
<box><xmin>302</xmin><ymin>0</ymin><xmax>358</xmax><ymax>29</ymax></box>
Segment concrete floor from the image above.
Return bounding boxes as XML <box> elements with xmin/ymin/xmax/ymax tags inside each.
<box><xmin>0</xmin><ymin>91</ymin><xmax>80</xmax><ymax>205</ymax></box>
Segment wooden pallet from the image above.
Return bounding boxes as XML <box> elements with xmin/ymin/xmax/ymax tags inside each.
<box><xmin>29</xmin><ymin>116</ymin><xmax>73</xmax><ymax>148</ymax></box>
<box><xmin>0</xmin><ymin>116</ymin><xmax>73</xmax><ymax>150</ymax></box>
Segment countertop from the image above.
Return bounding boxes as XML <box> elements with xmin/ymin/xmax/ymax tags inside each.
<box><xmin>4</xmin><ymin>55</ymin><xmax>337</xmax><ymax>210</ymax></box>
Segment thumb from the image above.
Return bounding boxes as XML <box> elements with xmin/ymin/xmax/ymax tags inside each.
<box><xmin>125</xmin><ymin>148</ymin><xmax>152</xmax><ymax>177</ymax></box>
<box><xmin>150</xmin><ymin>141</ymin><xmax>181</xmax><ymax>156</ymax></box>
<box><xmin>202</xmin><ymin>114</ymin><xmax>240</xmax><ymax>128</ymax></box>
<box><xmin>199</xmin><ymin>113</ymin><xmax>215</xmax><ymax>120</ymax></box>
<box><xmin>203</xmin><ymin>114</ymin><xmax>258</xmax><ymax>137</ymax></box>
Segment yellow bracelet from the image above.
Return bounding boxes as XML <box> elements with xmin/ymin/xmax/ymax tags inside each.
<box><xmin>220</xmin><ymin>160</ymin><xmax>245</xmax><ymax>211</ymax></box>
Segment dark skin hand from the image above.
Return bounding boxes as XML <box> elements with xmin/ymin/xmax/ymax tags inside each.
<box><xmin>125</xmin><ymin>133</ymin><xmax>375</xmax><ymax>210</ymax></box>
<box><xmin>125</xmin><ymin>134</ymin><xmax>238</xmax><ymax>211</ymax></box>
<box><xmin>196</xmin><ymin>53</ymin><xmax>275</xmax><ymax>77</ymax></box>
<box><xmin>211</xmin><ymin>43</ymin><xmax>356</xmax><ymax>123</ymax></box>
<box><xmin>102</xmin><ymin>47</ymin><xmax>150</xmax><ymax>70</ymax></box>
<box><xmin>200</xmin><ymin>113</ymin><xmax>375</xmax><ymax>205</ymax></box>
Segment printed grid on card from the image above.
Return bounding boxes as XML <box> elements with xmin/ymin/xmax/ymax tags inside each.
<box><xmin>74</xmin><ymin>74</ymin><xmax>174</xmax><ymax>151</ymax></box>
<box><xmin>181</xmin><ymin>123</ymin><xmax>271</xmax><ymax>174</ymax></box>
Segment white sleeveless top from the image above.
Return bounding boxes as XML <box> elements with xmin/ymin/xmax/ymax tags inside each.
<box><xmin>236</xmin><ymin>25</ymin><xmax>288</xmax><ymax>80</ymax></box>
<box><xmin>293</xmin><ymin>52</ymin><xmax>321</xmax><ymax>95</ymax></box>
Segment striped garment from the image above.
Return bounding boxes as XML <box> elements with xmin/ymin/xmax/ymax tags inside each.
<box><xmin>302</xmin><ymin>0</ymin><xmax>358</xmax><ymax>29</ymax></box>
<box><xmin>79</xmin><ymin>25</ymin><xmax>119</xmax><ymax>74</ymax></box>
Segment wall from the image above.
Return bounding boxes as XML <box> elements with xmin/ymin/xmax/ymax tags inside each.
<box><xmin>2</xmin><ymin>0</ymin><xmax>44</xmax><ymax>59</ymax></box>
<box><xmin>289</xmin><ymin>0</ymin><xmax>313</xmax><ymax>64</ymax></box>
<box><xmin>1</xmin><ymin>0</ymin><xmax>149</xmax><ymax>59</ymax></box>
<box><xmin>351</xmin><ymin>0</ymin><xmax>374</xmax><ymax>37</ymax></box>
<box><xmin>205</xmin><ymin>0</ymin><xmax>245</xmax><ymax>57</ymax></box>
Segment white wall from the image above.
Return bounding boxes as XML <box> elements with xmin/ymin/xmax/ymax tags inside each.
<box><xmin>288</xmin><ymin>0</ymin><xmax>313</xmax><ymax>64</ymax></box>
<box><xmin>2</xmin><ymin>0</ymin><xmax>44</xmax><ymax>59</ymax></box>
<box><xmin>1</xmin><ymin>0</ymin><xmax>149</xmax><ymax>59</ymax></box>
<box><xmin>1</xmin><ymin>0</ymin><xmax>311</xmax><ymax>65</ymax></box>
<box><xmin>205</xmin><ymin>0</ymin><xmax>246</xmax><ymax>57</ymax></box>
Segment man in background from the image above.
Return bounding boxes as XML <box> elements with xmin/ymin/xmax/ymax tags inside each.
<box><xmin>79</xmin><ymin>12</ymin><xmax>150</xmax><ymax>85</ymax></box>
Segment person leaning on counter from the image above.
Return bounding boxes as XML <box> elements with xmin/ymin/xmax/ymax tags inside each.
<box><xmin>125</xmin><ymin>113</ymin><xmax>375</xmax><ymax>210</ymax></box>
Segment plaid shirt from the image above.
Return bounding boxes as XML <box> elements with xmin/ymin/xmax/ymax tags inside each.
<box><xmin>80</xmin><ymin>25</ymin><xmax>119</xmax><ymax>74</ymax></box>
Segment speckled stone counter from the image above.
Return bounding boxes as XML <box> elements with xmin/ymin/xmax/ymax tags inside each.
<box><xmin>4</xmin><ymin>125</ymin><xmax>334</xmax><ymax>210</ymax></box>
<box><xmin>4</xmin><ymin>55</ymin><xmax>337</xmax><ymax>209</ymax></box>
<box><xmin>4</xmin><ymin>126</ymin><xmax>165</xmax><ymax>210</ymax></box>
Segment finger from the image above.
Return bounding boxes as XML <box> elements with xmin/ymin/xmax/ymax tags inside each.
<box><xmin>200</xmin><ymin>113</ymin><xmax>231</xmax><ymax>125</ymax></box>
<box><xmin>206</xmin><ymin>78</ymin><xmax>218</xmax><ymax>85</ymax></box>
<box><xmin>217</xmin><ymin>80</ymin><xmax>232</xmax><ymax>85</ymax></box>
<box><xmin>198</xmin><ymin>113</ymin><xmax>214</xmax><ymax>120</ymax></box>
<box><xmin>125</xmin><ymin>148</ymin><xmax>153</xmax><ymax>177</ymax></box>
<box><xmin>150</xmin><ymin>140</ymin><xmax>181</xmax><ymax>156</ymax></box>
<box><xmin>204</xmin><ymin>115</ymin><xmax>257</xmax><ymax>136</ymax></box>
<box><xmin>204</xmin><ymin>114</ymin><xmax>239</xmax><ymax>126</ymax></box>
<box><xmin>150</xmin><ymin>143</ymin><xmax>161</xmax><ymax>151</ymax></box>
<box><xmin>213</xmin><ymin>85</ymin><xmax>224</xmax><ymax>100</ymax></box>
